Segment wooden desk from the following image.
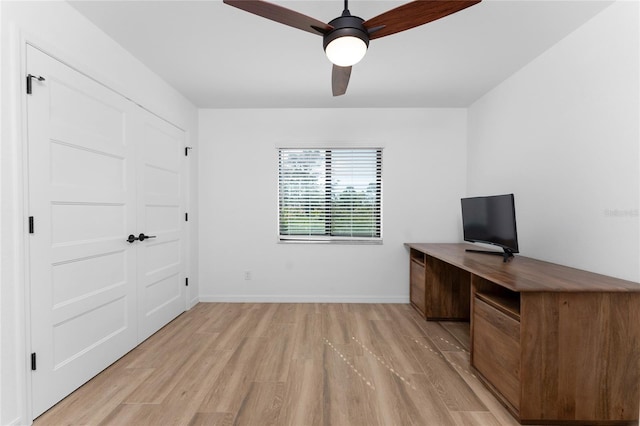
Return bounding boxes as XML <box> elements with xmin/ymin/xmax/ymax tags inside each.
<box><xmin>405</xmin><ymin>243</ymin><xmax>640</xmax><ymax>425</ymax></box>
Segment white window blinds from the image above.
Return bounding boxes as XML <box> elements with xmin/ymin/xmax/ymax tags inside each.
<box><xmin>278</xmin><ymin>148</ymin><xmax>382</xmax><ymax>242</ymax></box>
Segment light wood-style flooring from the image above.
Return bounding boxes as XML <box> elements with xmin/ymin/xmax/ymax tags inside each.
<box><xmin>35</xmin><ymin>303</ymin><xmax>520</xmax><ymax>425</ymax></box>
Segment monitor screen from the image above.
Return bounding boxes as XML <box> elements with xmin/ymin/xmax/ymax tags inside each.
<box><xmin>461</xmin><ymin>194</ymin><xmax>519</xmax><ymax>253</ymax></box>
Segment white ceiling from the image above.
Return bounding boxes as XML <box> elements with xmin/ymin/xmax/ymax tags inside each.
<box><xmin>69</xmin><ymin>0</ymin><xmax>613</xmax><ymax>108</ymax></box>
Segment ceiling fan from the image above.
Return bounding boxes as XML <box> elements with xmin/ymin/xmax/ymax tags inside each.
<box><xmin>223</xmin><ymin>0</ymin><xmax>481</xmax><ymax>96</ymax></box>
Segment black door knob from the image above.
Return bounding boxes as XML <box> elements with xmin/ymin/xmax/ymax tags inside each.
<box><xmin>138</xmin><ymin>233</ymin><xmax>157</xmax><ymax>242</ymax></box>
<box><xmin>126</xmin><ymin>234</ymin><xmax>139</xmax><ymax>243</ymax></box>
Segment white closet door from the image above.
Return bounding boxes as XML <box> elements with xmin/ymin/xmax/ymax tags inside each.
<box><xmin>26</xmin><ymin>46</ymin><xmax>187</xmax><ymax>418</ymax></box>
<box><xmin>135</xmin><ymin>110</ymin><xmax>186</xmax><ymax>341</ymax></box>
<box><xmin>27</xmin><ymin>46</ymin><xmax>138</xmax><ymax>417</ymax></box>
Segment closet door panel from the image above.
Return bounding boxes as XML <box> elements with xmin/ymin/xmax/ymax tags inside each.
<box><xmin>136</xmin><ymin>111</ymin><xmax>187</xmax><ymax>342</ymax></box>
<box><xmin>27</xmin><ymin>45</ymin><xmax>138</xmax><ymax>418</ymax></box>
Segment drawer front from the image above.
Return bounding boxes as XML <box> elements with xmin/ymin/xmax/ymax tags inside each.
<box><xmin>410</xmin><ymin>259</ymin><xmax>426</xmax><ymax>316</ymax></box>
<box><xmin>473</xmin><ymin>298</ymin><xmax>521</xmax><ymax>410</ymax></box>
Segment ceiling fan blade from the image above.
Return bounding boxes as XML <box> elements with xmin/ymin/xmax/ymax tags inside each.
<box><xmin>363</xmin><ymin>0</ymin><xmax>481</xmax><ymax>40</ymax></box>
<box><xmin>332</xmin><ymin>65</ymin><xmax>352</xmax><ymax>96</ymax></box>
<box><xmin>223</xmin><ymin>0</ymin><xmax>333</xmax><ymax>36</ymax></box>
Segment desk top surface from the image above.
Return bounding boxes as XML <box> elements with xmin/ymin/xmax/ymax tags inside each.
<box><xmin>405</xmin><ymin>243</ymin><xmax>640</xmax><ymax>292</ymax></box>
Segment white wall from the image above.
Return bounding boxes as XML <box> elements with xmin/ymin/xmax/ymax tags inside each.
<box><xmin>198</xmin><ymin>108</ymin><xmax>467</xmax><ymax>302</ymax></box>
<box><xmin>0</xmin><ymin>2</ymin><xmax>198</xmax><ymax>424</ymax></box>
<box><xmin>467</xmin><ymin>0</ymin><xmax>639</xmax><ymax>282</ymax></box>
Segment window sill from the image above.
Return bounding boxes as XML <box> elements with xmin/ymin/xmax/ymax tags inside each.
<box><xmin>278</xmin><ymin>239</ymin><xmax>383</xmax><ymax>245</ymax></box>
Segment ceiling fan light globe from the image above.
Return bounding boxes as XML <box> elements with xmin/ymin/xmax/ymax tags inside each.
<box><xmin>325</xmin><ymin>36</ymin><xmax>368</xmax><ymax>67</ymax></box>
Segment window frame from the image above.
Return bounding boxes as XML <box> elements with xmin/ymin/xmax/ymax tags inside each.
<box><xmin>277</xmin><ymin>147</ymin><xmax>383</xmax><ymax>244</ymax></box>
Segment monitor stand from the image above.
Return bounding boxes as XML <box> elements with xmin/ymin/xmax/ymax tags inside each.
<box><xmin>465</xmin><ymin>248</ymin><xmax>515</xmax><ymax>263</ymax></box>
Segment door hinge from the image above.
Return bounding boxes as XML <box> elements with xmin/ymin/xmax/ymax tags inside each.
<box><xmin>29</xmin><ymin>216</ymin><xmax>34</xmax><ymax>234</ymax></box>
<box><xmin>31</xmin><ymin>353</ymin><xmax>37</xmax><ymax>371</ymax></box>
<box><xmin>185</xmin><ymin>212</ymin><xmax>188</xmax><ymax>222</ymax></box>
<box><xmin>184</xmin><ymin>146</ymin><xmax>192</xmax><ymax>156</ymax></box>
<box><xmin>185</xmin><ymin>277</ymin><xmax>189</xmax><ymax>287</ymax></box>
<box><xmin>26</xmin><ymin>74</ymin><xmax>45</xmax><ymax>95</ymax></box>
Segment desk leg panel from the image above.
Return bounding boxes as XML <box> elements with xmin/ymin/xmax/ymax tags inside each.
<box><xmin>520</xmin><ymin>292</ymin><xmax>640</xmax><ymax>424</ymax></box>
<box><xmin>424</xmin><ymin>255</ymin><xmax>471</xmax><ymax>321</ymax></box>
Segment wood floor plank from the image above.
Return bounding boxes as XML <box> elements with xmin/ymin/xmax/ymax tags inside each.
<box><xmin>124</xmin><ymin>332</ymin><xmax>219</xmax><ymax>404</ymax></box>
<box><xmin>404</xmin><ymin>373</ymin><xmax>461</xmax><ymax>425</ymax></box>
<box><xmin>254</xmin><ymin>323</ymin><xmax>294</xmax><ymax>382</ymax></box>
<box><xmin>33</xmin><ymin>364</ymin><xmax>154</xmax><ymax>425</ymax></box>
<box><xmin>277</xmin><ymin>358</ymin><xmax>324</xmax><ymax>426</ymax></box>
<box><xmin>322</xmin><ymin>308</ymin><xmax>352</xmax><ymax>344</ymax></box>
<box><xmin>206</xmin><ymin>307</ymin><xmax>261</xmax><ymax>351</ymax></box>
<box><xmin>122</xmin><ymin>314</ymin><xmax>200</xmax><ymax>370</ymax></box>
<box><xmin>420</xmin><ymin>320</ymin><xmax>471</xmax><ymax>353</ymax></box>
<box><xmin>291</xmin><ymin>313</ymin><xmax>323</xmax><ymax>360</ymax></box>
<box><xmin>197</xmin><ymin>366</ymin><xmax>253</xmax><ymax>414</ymax></box>
<box><xmin>162</xmin><ymin>349</ymin><xmax>234</xmax><ymax>409</ymax></box>
<box><xmin>356</xmin><ymin>315</ymin><xmax>458</xmax><ymax>425</ymax></box>
<box><xmin>98</xmin><ymin>403</ymin><xmax>192</xmax><ymax>426</ymax></box>
<box><xmin>197</xmin><ymin>337</ymin><xmax>266</xmax><ymax>413</ymax></box>
<box><xmin>34</xmin><ymin>302</ymin><xmax>524</xmax><ymax>426</ymax></box>
<box><xmin>407</xmin><ymin>335</ymin><xmax>486</xmax><ymax>412</ymax></box>
<box><xmin>373</xmin><ymin>375</ymin><xmax>415</xmax><ymax>425</ymax></box>
<box><xmin>294</xmin><ymin>302</ymin><xmax>321</xmax><ymax>317</ymax></box>
<box><xmin>365</xmin><ymin>318</ymin><xmax>426</xmax><ymax>375</ymax></box>
<box><xmin>444</xmin><ymin>351</ymin><xmax>521</xmax><ymax>426</ymax></box>
<box><xmin>382</xmin><ymin>303</ymin><xmax>431</xmax><ymax>337</ymax></box>
<box><xmin>243</xmin><ymin>303</ymin><xmax>279</xmax><ymax>338</ymax></box>
<box><xmin>187</xmin><ymin>412</ymin><xmax>235</xmax><ymax>426</ymax></box>
<box><xmin>347</xmin><ymin>303</ymin><xmax>389</xmax><ymax>320</ymax></box>
<box><xmin>194</xmin><ymin>303</ymin><xmax>240</xmax><ymax>334</ymax></box>
<box><xmin>322</xmin><ymin>341</ymin><xmax>381</xmax><ymax>426</ymax></box>
<box><xmin>440</xmin><ymin>321</ymin><xmax>471</xmax><ymax>351</ymax></box>
<box><xmin>232</xmin><ymin>381</ymin><xmax>284</xmax><ymax>425</ymax></box>
<box><xmin>271</xmin><ymin>303</ymin><xmax>299</xmax><ymax>324</ymax></box>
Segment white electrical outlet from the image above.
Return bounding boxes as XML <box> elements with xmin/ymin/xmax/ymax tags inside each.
<box><xmin>244</xmin><ymin>271</ymin><xmax>252</xmax><ymax>280</ymax></box>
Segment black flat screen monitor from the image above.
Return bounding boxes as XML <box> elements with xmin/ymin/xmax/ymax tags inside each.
<box><xmin>461</xmin><ymin>193</ymin><xmax>519</xmax><ymax>260</ymax></box>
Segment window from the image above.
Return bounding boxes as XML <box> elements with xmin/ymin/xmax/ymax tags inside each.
<box><xmin>278</xmin><ymin>148</ymin><xmax>382</xmax><ymax>243</ymax></box>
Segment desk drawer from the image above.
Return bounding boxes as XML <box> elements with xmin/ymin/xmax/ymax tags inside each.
<box><xmin>473</xmin><ymin>297</ymin><xmax>521</xmax><ymax>410</ymax></box>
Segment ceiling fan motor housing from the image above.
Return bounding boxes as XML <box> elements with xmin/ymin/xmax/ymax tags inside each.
<box><xmin>323</xmin><ymin>14</ymin><xmax>370</xmax><ymax>51</ymax></box>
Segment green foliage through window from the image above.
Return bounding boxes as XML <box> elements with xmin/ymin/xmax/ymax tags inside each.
<box><xmin>278</xmin><ymin>148</ymin><xmax>382</xmax><ymax>241</ymax></box>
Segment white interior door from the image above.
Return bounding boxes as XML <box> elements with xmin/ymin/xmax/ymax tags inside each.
<box><xmin>136</xmin><ymin>110</ymin><xmax>186</xmax><ymax>341</ymax></box>
<box><xmin>26</xmin><ymin>45</ymin><xmax>138</xmax><ymax>417</ymax></box>
<box><xmin>26</xmin><ymin>46</ymin><xmax>187</xmax><ymax>418</ymax></box>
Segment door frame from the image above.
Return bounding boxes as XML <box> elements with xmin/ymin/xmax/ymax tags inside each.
<box><xmin>3</xmin><ymin>28</ymin><xmax>193</xmax><ymax>424</ymax></box>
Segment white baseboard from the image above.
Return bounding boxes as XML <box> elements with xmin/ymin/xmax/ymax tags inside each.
<box><xmin>198</xmin><ymin>295</ymin><xmax>409</xmax><ymax>304</ymax></box>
